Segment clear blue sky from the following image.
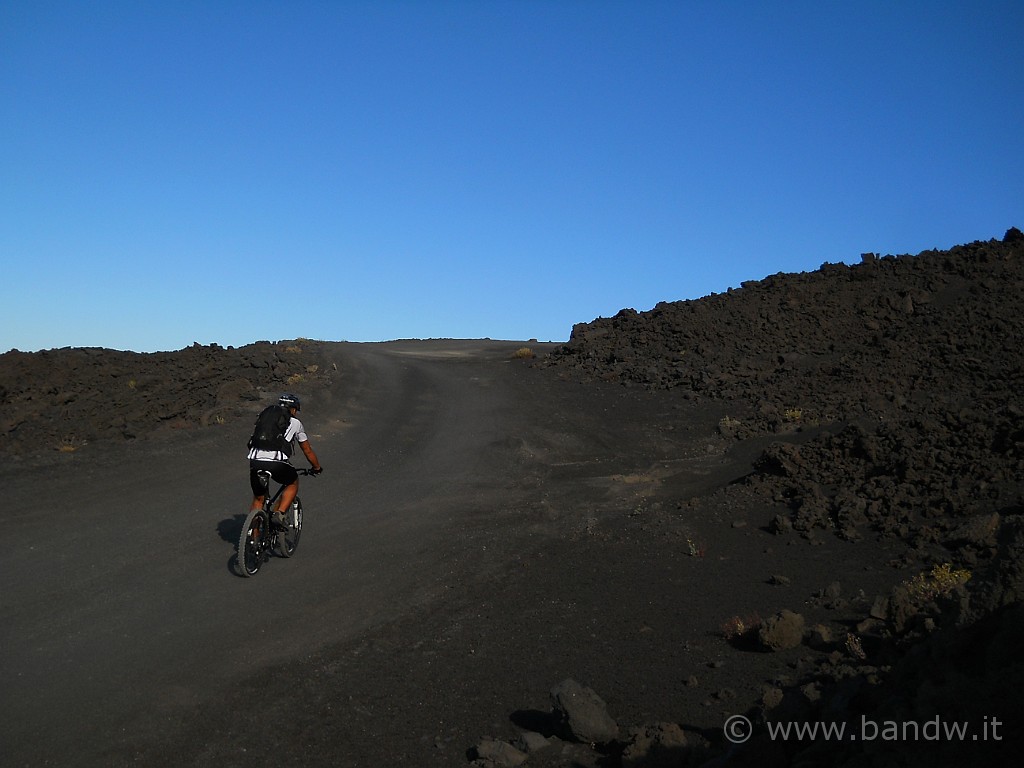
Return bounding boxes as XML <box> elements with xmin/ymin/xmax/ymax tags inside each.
<box><xmin>3</xmin><ymin>1</ymin><xmax>1022</xmax><ymax>352</ymax></box>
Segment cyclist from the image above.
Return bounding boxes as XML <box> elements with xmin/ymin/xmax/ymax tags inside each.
<box><xmin>248</xmin><ymin>393</ymin><xmax>322</xmax><ymax>527</ymax></box>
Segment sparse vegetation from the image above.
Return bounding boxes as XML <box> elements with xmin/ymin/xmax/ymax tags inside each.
<box><xmin>903</xmin><ymin>563</ymin><xmax>971</xmax><ymax>603</ymax></box>
<box><xmin>685</xmin><ymin>535</ymin><xmax>707</xmax><ymax>558</ymax></box>
<box><xmin>57</xmin><ymin>434</ymin><xmax>81</xmax><ymax>453</ymax></box>
<box><xmin>717</xmin><ymin>415</ymin><xmax>742</xmax><ymax>437</ymax></box>
<box><xmin>283</xmin><ymin>338</ymin><xmax>315</xmax><ymax>353</ymax></box>
<box><xmin>845</xmin><ymin>632</ymin><xmax>866</xmax><ymax>660</ymax></box>
<box><xmin>512</xmin><ymin>347</ymin><xmax>535</xmax><ymax>360</ymax></box>
<box><xmin>720</xmin><ymin>613</ymin><xmax>761</xmax><ymax>641</ymax></box>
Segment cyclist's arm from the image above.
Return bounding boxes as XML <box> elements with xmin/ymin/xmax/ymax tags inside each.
<box><xmin>299</xmin><ymin>439</ymin><xmax>322</xmax><ymax>472</ymax></box>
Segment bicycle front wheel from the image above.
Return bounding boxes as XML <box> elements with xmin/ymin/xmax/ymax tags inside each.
<box><xmin>238</xmin><ymin>509</ymin><xmax>269</xmax><ymax>576</ymax></box>
<box><xmin>276</xmin><ymin>498</ymin><xmax>302</xmax><ymax>557</ymax></box>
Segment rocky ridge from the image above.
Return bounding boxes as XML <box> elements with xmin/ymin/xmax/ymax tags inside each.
<box><xmin>516</xmin><ymin>228</ymin><xmax>1024</xmax><ymax>766</ymax></box>
<box><xmin>547</xmin><ymin>228</ymin><xmax>1023</xmax><ymax>583</ymax></box>
<box><xmin>0</xmin><ymin>338</ymin><xmax>335</xmax><ymax>459</ymax></box>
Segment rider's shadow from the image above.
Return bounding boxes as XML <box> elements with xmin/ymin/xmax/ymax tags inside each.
<box><xmin>218</xmin><ymin>515</ymin><xmax>247</xmax><ymax>545</ymax></box>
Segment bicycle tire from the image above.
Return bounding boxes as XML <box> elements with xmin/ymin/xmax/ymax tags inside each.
<box><xmin>276</xmin><ymin>498</ymin><xmax>302</xmax><ymax>557</ymax></box>
<box><xmin>238</xmin><ymin>509</ymin><xmax>269</xmax><ymax>577</ymax></box>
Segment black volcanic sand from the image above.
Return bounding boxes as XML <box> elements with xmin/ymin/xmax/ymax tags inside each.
<box><xmin>2</xmin><ymin>229</ymin><xmax>1022</xmax><ymax>767</ymax></box>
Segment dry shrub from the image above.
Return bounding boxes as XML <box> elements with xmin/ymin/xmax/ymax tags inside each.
<box><xmin>720</xmin><ymin>613</ymin><xmax>762</xmax><ymax>640</ymax></box>
<box><xmin>903</xmin><ymin>563</ymin><xmax>971</xmax><ymax>603</ymax></box>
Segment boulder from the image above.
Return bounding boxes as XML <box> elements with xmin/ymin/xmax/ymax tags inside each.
<box><xmin>472</xmin><ymin>738</ymin><xmax>527</xmax><ymax>767</ymax></box>
<box><xmin>549</xmin><ymin>678</ymin><xmax>619</xmax><ymax>744</ymax></box>
<box><xmin>758</xmin><ymin>610</ymin><xmax>806</xmax><ymax>651</ymax></box>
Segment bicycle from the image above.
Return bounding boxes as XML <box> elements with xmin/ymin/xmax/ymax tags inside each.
<box><xmin>237</xmin><ymin>468</ymin><xmax>314</xmax><ymax>577</ymax></box>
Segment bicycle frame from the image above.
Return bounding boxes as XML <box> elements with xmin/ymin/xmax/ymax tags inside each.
<box><xmin>254</xmin><ymin>469</ymin><xmax>289</xmax><ymax>512</ymax></box>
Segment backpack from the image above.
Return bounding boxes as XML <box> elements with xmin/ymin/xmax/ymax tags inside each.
<box><xmin>247</xmin><ymin>404</ymin><xmax>293</xmax><ymax>456</ymax></box>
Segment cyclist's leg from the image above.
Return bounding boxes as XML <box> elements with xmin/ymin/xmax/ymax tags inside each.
<box><xmin>249</xmin><ymin>464</ymin><xmax>267</xmax><ymax>512</ymax></box>
<box><xmin>268</xmin><ymin>462</ymin><xmax>299</xmax><ymax>517</ymax></box>
<box><xmin>276</xmin><ymin>480</ymin><xmax>298</xmax><ymax>514</ymax></box>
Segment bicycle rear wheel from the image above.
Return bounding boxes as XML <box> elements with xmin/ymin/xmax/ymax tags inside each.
<box><xmin>238</xmin><ymin>509</ymin><xmax>269</xmax><ymax>576</ymax></box>
<box><xmin>276</xmin><ymin>498</ymin><xmax>302</xmax><ymax>557</ymax></box>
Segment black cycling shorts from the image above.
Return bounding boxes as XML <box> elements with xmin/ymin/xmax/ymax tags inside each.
<box><xmin>250</xmin><ymin>459</ymin><xmax>299</xmax><ymax>496</ymax></box>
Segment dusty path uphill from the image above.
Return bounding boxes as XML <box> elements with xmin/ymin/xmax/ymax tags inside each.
<box><xmin>1</xmin><ymin>340</ymin><xmax>569</xmax><ymax>766</ymax></box>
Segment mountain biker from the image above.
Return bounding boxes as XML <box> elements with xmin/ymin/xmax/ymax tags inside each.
<box><xmin>248</xmin><ymin>393</ymin><xmax>322</xmax><ymax>527</ymax></box>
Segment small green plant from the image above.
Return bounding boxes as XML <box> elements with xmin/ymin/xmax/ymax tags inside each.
<box><xmin>512</xmin><ymin>347</ymin><xmax>535</xmax><ymax>360</ymax></box>
<box><xmin>286</xmin><ymin>373</ymin><xmax>305</xmax><ymax>385</ymax></box>
<box><xmin>127</xmin><ymin>378</ymin><xmax>137</xmax><ymax>390</ymax></box>
<box><xmin>685</xmin><ymin>536</ymin><xmax>707</xmax><ymax>558</ymax></box>
<box><xmin>783</xmin><ymin>408</ymin><xmax>803</xmax><ymax>422</ymax></box>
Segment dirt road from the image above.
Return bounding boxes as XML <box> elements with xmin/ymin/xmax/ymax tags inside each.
<box><xmin>3</xmin><ymin>341</ymin><xmax>557</xmax><ymax>764</ymax></box>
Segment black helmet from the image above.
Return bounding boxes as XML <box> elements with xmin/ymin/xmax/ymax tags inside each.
<box><xmin>278</xmin><ymin>393</ymin><xmax>301</xmax><ymax>411</ymax></box>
